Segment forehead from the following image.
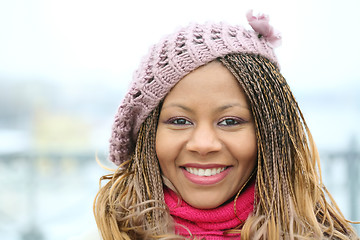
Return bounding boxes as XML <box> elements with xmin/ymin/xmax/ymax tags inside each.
<box><xmin>162</xmin><ymin>61</ymin><xmax>249</xmax><ymax>107</ymax></box>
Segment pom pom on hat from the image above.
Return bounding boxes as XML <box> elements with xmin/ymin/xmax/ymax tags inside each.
<box><xmin>246</xmin><ymin>10</ymin><xmax>282</xmax><ymax>48</ymax></box>
<box><xmin>109</xmin><ymin>11</ymin><xmax>281</xmax><ymax>165</ymax></box>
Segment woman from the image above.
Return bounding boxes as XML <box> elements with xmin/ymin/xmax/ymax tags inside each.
<box><xmin>94</xmin><ymin>11</ymin><xmax>359</xmax><ymax>239</ymax></box>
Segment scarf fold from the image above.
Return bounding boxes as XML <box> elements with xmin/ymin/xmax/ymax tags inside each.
<box><xmin>164</xmin><ymin>181</ymin><xmax>255</xmax><ymax>239</ymax></box>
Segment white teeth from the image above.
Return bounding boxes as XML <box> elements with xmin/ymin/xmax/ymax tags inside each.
<box><xmin>185</xmin><ymin>167</ymin><xmax>226</xmax><ymax>177</ymax></box>
<box><xmin>204</xmin><ymin>169</ymin><xmax>211</xmax><ymax>176</ymax></box>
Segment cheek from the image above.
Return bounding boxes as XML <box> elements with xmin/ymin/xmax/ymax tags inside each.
<box><xmin>155</xmin><ymin>129</ymin><xmax>178</xmax><ymax>176</ymax></box>
<box><xmin>155</xmin><ymin>131</ymin><xmax>167</xmax><ymax>169</ymax></box>
<box><xmin>246</xmin><ymin>135</ymin><xmax>258</xmax><ymax>165</ymax></box>
<box><xmin>232</xmin><ymin>130</ymin><xmax>258</xmax><ymax>165</ymax></box>
<box><xmin>246</xmin><ymin>132</ymin><xmax>257</xmax><ymax>156</ymax></box>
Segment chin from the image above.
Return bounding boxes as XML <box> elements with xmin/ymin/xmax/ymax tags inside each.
<box><xmin>190</xmin><ymin>201</ymin><xmax>223</xmax><ymax>209</ymax></box>
<box><xmin>184</xmin><ymin>196</ymin><xmax>226</xmax><ymax>209</ymax></box>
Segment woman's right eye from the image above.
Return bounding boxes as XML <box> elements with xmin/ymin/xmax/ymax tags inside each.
<box><xmin>167</xmin><ymin>118</ymin><xmax>192</xmax><ymax>125</ymax></box>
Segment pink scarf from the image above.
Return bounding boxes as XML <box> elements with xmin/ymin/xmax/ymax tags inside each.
<box><xmin>164</xmin><ymin>181</ymin><xmax>255</xmax><ymax>239</ymax></box>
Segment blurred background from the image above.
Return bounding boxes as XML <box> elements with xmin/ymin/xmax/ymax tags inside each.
<box><xmin>0</xmin><ymin>0</ymin><xmax>359</xmax><ymax>239</ymax></box>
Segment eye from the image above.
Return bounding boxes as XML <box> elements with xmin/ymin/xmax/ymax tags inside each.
<box><xmin>167</xmin><ymin>117</ymin><xmax>192</xmax><ymax>125</ymax></box>
<box><xmin>218</xmin><ymin>117</ymin><xmax>243</xmax><ymax>126</ymax></box>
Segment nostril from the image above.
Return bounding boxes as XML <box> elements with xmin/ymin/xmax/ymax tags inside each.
<box><xmin>186</xmin><ymin>130</ymin><xmax>222</xmax><ymax>155</ymax></box>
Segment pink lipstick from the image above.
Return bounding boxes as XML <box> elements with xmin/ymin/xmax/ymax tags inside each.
<box><xmin>181</xmin><ymin>166</ymin><xmax>231</xmax><ymax>185</ymax></box>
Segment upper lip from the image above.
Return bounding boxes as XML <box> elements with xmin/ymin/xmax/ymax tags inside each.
<box><xmin>181</xmin><ymin>163</ymin><xmax>230</xmax><ymax>169</ymax></box>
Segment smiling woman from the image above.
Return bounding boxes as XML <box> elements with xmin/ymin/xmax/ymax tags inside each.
<box><xmin>156</xmin><ymin>61</ymin><xmax>257</xmax><ymax>210</ymax></box>
<box><xmin>93</xmin><ymin>11</ymin><xmax>359</xmax><ymax>240</ymax></box>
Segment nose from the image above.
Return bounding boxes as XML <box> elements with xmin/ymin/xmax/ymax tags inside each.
<box><xmin>186</xmin><ymin>124</ymin><xmax>222</xmax><ymax>156</ymax></box>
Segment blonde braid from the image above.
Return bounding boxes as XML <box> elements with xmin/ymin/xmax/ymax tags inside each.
<box><xmin>220</xmin><ymin>53</ymin><xmax>358</xmax><ymax>239</ymax></box>
<box><xmin>94</xmin><ymin>106</ymin><xmax>180</xmax><ymax>239</ymax></box>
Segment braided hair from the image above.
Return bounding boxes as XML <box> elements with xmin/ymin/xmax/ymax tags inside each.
<box><xmin>220</xmin><ymin>53</ymin><xmax>357</xmax><ymax>239</ymax></box>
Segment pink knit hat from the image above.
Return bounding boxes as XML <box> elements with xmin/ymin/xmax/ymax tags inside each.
<box><xmin>110</xmin><ymin>11</ymin><xmax>281</xmax><ymax>165</ymax></box>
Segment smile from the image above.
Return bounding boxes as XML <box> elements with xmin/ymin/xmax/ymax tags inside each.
<box><xmin>181</xmin><ymin>166</ymin><xmax>231</xmax><ymax>185</ymax></box>
<box><xmin>184</xmin><ymin>167</ymin><xmax>226</xmax><ymax>177</ymax></box>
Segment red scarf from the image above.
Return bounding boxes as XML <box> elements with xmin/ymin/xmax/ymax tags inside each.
<box><xmin>164</xmin><ymin>181</ymin><xmax>255</xmax><ymax>239</ymax></box>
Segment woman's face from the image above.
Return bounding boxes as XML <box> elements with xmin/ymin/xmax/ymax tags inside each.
<box><xmin>156</xmin><ymin>61</ymin><xmax>257</xmax><ymax>209</ymax></box>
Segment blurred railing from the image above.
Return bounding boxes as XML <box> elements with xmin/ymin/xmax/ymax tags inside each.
<box><xmin>320</xmin><ymin>137</ymin><xmax>360</xmax><ymax>233</ymax></box>
<box><xmin>0</xmin><ymin>152</ymin><xmax>109</xmax><ymax>240</ymax></box>
<box><xmin>0</xmin><ymin>139</ymin><xmax>359</xmax><ymax>240</ymax></box>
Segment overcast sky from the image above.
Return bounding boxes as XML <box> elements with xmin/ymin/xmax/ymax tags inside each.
<box><xmin>0</xmin><ymin>0</ymin><xmax>359</xmax><ymax>92</ymax></box>
<box><xmin>0</xmin><ymin>0</ymin><xmax>360</xmax><ymax>152</ymax></box>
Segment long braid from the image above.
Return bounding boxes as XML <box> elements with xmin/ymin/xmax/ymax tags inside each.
<box><xmin>94</xmin><ymin>105</ymin><xmax>179</xmax><ymax>239</ymax></box>
<box><xmin>130</xmin><ymin>104</ymin><xmax>168</xmax><ymax>234</ymax></box>
<box><xmin>220</xmin><ymin>53</ymin><xmax>358</xmax><ymax>239</ymax></box>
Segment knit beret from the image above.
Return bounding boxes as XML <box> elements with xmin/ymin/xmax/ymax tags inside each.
<box><xmin>109</xmin><ymin>11</ymin><xmax>281</xmax><ymax>165</ymax></box>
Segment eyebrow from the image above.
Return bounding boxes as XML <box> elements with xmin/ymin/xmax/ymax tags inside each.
<box><xmin>216</xmin><ymin>103</ymin><xmax>250</xmax><ymax>111</ymax></box>
<box><xmin>161</xmin><ymin>103</ymin><xmax>250</xmax><ymax>112</ymax></box>
<box><xmin>161</xmin><ymin>103</ymin><xmax>194</xmax><ymax>113</ymax></box>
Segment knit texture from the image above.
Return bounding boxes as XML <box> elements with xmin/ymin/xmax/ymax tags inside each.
<box><xmin>164</xmin><ymin>180</ymin><xmax>255</xmax><ymax>239</ymax></box>
<box><xmin>110</xmin><ymin>13</ymin><xmax>280</xmax><ymax>165</ymax></box>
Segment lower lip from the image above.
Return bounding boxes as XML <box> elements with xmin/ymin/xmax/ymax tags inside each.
<box><xmin>181</xmin><ymin>167</ymin><xmax>231</xmax><ymax>185</ymax></box>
